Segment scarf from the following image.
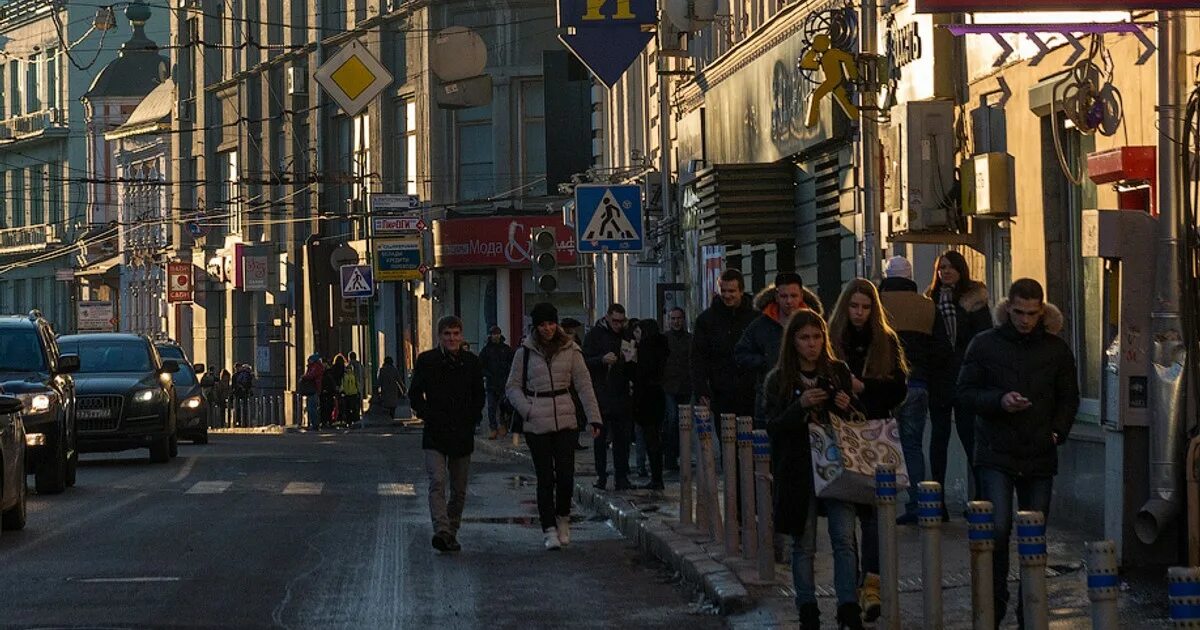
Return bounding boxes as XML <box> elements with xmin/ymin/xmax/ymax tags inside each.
<box><xmin>938</xmin><ymin>286</ymin><xmax>958</xmax><ymax>349</ymax></box>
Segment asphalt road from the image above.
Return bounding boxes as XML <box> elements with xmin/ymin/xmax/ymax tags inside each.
<box><xmin>0</xmin><ymin>428</ymin><xmax>724</xmax><ymax>629</ymax></box>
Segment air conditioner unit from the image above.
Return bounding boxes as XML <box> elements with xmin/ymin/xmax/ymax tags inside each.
<box><xmin>885</xmin><ymin>100</ymin><xmax>956</xmax><ymax>234</ymax></box>
<box><xmin>287</xmin><ymin>66</ymin><xmax>307</xmax><ymax>96</ymax></box>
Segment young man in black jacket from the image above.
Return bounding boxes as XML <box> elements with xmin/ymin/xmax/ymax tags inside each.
<box><xmin>691</xmin><ymin>269</ymin><xmax>758</xmax><ymax>419</ymax></box>
<box><xmin>582</xmin><ymin>303</ymin><xmax>634</xmax><ymax>490</ymax></box>
<box><xmin>958</xmin><ymin>278</ymin><xmax>1079</xmax><ymax>626</ymax></box>
<box><xmin>408</xmin><ymin>315</ymin><xmax>485</xmax><ymax>553</ymax></box>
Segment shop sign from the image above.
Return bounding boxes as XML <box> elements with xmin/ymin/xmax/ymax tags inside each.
<box><xmin>882</xmin><ymin>6</ymin><xmax>954</xmax><ymax>102</ymax></box>
<box><xmin>242</xmin><ymin>256</ymin><xmax>269</xmax><ymax>292</ymax></box>
<box><xmin>374</xmin><ymin>238</ymin><xmax>424</xmax><ymax>281</ymax></box>
<box><xmin>77</xmin><ymin>301</ymin><xmax>115</xmax><ymax>332</ymax></box>
<box><xmin>373</xmin><ymin>217</ymin><xmax>426</xmax><ymax>234</ymax></box>
<box><xmin>167</xmin><ymin>261</ymin><xmax>193</xmax><ymax>303</ymax></box>
<box><xmin>432</xmin><ymin>216</ymin><xmax>576</xmax><ymax>268</ymax></box>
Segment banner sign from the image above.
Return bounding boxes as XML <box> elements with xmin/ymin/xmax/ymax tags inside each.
<box><xmin>374</xmin><ymin>238</ymin><xmax>424</xmax><ymax>281</ymax></box>
<box><xmin>433</xmin><ymin>216</ymin><xmax>576</xmax><ymax>268</ymax></box>
<box><xmin>242</xmin><ymin>255</ymin><xmax>269</xmax><ymax>292</ymax></box>
<box><xmin>557</xmin><ymin>0</ymin><xmax>657</xmax><ymax>88</ymax></box>
<box><xmin>167</xmin><ymin>261</ymin><xmax>193</xmax><ymax>303</ymax></box>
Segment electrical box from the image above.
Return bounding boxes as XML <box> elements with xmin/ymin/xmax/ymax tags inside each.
<box><xmin>884</xmin><ymin>100</ymin><xmax>956</xmax><ymax>234</ymax></box>
<box><xmin>287</xmin><ymin>66</ymin><xmax>307</xmax><ymax>96</ymax></box>
<box><xmin>965</xmin><ymin>152</ymin><xmax>1015</xmax><ymax>218</ymax></box>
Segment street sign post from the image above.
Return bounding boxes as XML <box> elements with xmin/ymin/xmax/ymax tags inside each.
<box><xmin>370</xmin><ymin>194</ymin><xmax>421</xmax><ymax>213</ymax></box>
<box><xmin>330</xmin><ymin>244</ymin><xmax>359</xmax><ymax>272</ymax></box>
<box><xmin>167</xmin><ymin>261</ymin><xmax>193</xmax><ymax>303</ymax></box>
<box><xmin>557</xmin><ymin>0</ymin><xmax>656</xmax><ymax>88</ymax></box>
<box><xmin>374</xmin><ymin>239</ymin><xmax>424</xmax><ymax>281</ymax></box>
<box><xmin>372</xmin><ymin>217</ymin><xmax>427</xmax><ymax>234</ymax></box>
<box><xmin>314</xmin><ymin>40</ymin><xmax>394</xmax><ymax>116</ymax></box>
<box><xmin>574</xmin><ymin>184</ymin><xmax>644</xmax><ymax>253</ymax></box>
<box><xmin>340</xmin><ymin>264</ymin><xmax>375</xmax><ymax>298</ymax></box>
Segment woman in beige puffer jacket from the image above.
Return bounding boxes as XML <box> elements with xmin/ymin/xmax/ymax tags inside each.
<box><xmin>506</xmin><ymin>303</ymin><xmax>602</xmax><ymax>550</ymax></box>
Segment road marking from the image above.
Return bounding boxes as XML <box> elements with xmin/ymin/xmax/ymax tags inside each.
<box><xmin>75</xmin><ymin>576</ymin><xmax>182</xmax><ymax>583</ymax></box>
<box><xmin>185</xmin><ymin>481</ymin><xmax>231</xmax><ymax>494</ymax></box>
<box><xmin>170</xmin><ymin>456</ymin><xmax>198</xmax><ymax>483</ymax></box>
<box><xmin>282</xmin><ymin>482</ymin><xmax>324</xmax><ymax>495</ymax></box>
<box><xmin>377</xmin><ymin>483</ymin><xmax>416</xmax><ymax>496</ymax></box>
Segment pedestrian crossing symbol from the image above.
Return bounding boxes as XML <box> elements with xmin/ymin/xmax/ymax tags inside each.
<box><xmin>340</xmin><ymin>264</ymin><xmax>374</xmax><ymax>298</ymax></box>
<box><xmin>574</xmin><ymin>184</ymin><xmax>643</xmax><ymax>253</ymax></box>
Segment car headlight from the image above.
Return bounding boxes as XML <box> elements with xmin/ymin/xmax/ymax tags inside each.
<box><xmin>134</xmin><ymin>389</ymin><xmax>160</xmax><ymax>403</ymax></box>
<box><xmin>181</xmin><ymin>396</ymin><xmax>202</xmax><ymax>410</ymax></box>
<box><xmin>17</xmin><ymin>392</ymin><xmax>56</xmax><ymax>414</ymax></box>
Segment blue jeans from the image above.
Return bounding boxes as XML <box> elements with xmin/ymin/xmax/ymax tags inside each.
<box><xmin>792</xmin><ymin>499</ymin><xmax>860</xmax><ymax>607</ymax></box>
<box><xmin>306</xmin><ymin>395</ymin><xmax>320</xmax><ymax>430</ymax></box>
<box><xmin>896</xmin><ymin>386</ymin><xmax>929</xmax><ymax>515</ymax></box>
<box><xmin>976</xmin><ymin>466</ymin><xmax>1054</xmax><ymax>622</ymax></box>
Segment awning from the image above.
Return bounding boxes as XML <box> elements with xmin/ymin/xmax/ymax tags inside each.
<box><xmin>693</xmin><ymin>163</ymin><xmax>796</xmax><ymax>245</ymax></box>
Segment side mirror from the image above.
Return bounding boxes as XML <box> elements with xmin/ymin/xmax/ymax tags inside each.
<box><xmin>0</xmin><ymin>395</ymin><xmax>23</xmax><ymax>415</ymax></box>
<box><xmin>162</xmin><ymin>360</ymin><xmax>180</xmax><ymax>374</ymax></box>
<box><xmin>58</xmin><ymin>354</ymin><xmax>81</xmax><ymax>374</ymax></box>
<box><xmin>193</xmin><ymin>363</ymin><xmax>206</xmax><ymax>375</ymax></box>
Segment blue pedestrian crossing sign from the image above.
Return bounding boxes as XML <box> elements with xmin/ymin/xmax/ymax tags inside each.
<box><xmin>574</xmin><ymin>184</ymin><xmax>643</xmax><ymax>253</ymax></box>
<box><xmin>340</xmin><ymin>264</ymin><xmax>374</xmax><ymax>298</ymax></box>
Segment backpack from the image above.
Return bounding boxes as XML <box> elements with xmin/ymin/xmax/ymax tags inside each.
<box><xmin>342</xmin><ymin>370</ymin><xmax>359</xmax><ymax>396</ymax></box>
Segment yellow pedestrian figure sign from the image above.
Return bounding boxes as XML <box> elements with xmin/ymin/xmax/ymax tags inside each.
<box><xmin>800</xmin><ymin>34</ymin><xmax>859</xmax><ymax>128</ymax></box>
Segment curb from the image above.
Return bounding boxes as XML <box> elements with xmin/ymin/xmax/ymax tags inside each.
<box><xmin>473</xmin><ymin>436</ymin><xmax>751</xmax><ymax>614</ymax></box>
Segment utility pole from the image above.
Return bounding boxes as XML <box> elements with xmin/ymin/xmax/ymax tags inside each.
<box><xmin>860</xmin><ymin>0</ymin><xmax>881</xmax><ymax>280</ymax></box>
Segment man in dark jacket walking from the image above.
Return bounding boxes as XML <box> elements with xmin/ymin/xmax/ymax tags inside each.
<box><xmin>662</xmin><ymin>307</ymin><xmax>691</xmax><ymax>470</ymax></box>
<box><xmin>479</xmin><ymin>325</ymin><xmax>515</xmax><ymax>440</ymax></box>
<box><xmin>958</xmin><ymin>278</ymin><xmax>1079</xmax><ymax>626</ymax></box>
<box><xmin>691</xmin><ymin>269</ymin><xmax>758</xmax><ymax>420</ymax></box>
<box><xmin>583</xmin><ymin>303</ymin><xmax>633</xmax><ymax>490</ymax></box>
<box><xmin>408</xmin><ymin>315</ymin><xmax>485</xmax><ymax>553</ymax></box>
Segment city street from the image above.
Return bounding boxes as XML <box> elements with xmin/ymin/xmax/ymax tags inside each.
<box><xmin>0</xmin><ymin>429</ymin><xmax>721</xmax><ymax>629</ymax></box>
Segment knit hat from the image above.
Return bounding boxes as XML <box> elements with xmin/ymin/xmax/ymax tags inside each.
<box><xmin>530</xmin><ymin>303</ymin><xmax>559</xmax><ymax>327</ymax></box>
<box><xmin>488</xmin><ymin>325</ymin><xmax>502</xmax><ymax>335</ymax></box>
<box><xmin>884</xmin><ymin>255</ymin><xmax>913</xmax><ymax>280</ymax></box>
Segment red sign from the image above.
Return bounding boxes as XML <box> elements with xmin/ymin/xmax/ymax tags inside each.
<box><xmin>432</xmin><ymin>216</ymin><xmax>577</xmax><ymax>268</ymax></box>
<box><xmin>917</xmin><ymin>0</ymin><xmax>1195</xmax><ymax>10</ymax></box>
<box><xmin>167</xmin><ymin>261</ymin><xmax>193</xmax><ymax>303</ymax></box>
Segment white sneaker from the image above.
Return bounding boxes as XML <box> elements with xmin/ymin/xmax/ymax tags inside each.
<box><xmin>556</xmin><ymin>516</ymin><xmax>571</xmax><ymax>546</ymax></box>
<box><xmin>543</xmin><ymin>527</ymin><xmax>561</xmax><ymax>551</ymax></box>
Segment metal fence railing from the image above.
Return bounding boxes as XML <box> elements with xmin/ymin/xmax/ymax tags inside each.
<box><xmin>208</xmin><ymin>394</ymin><xmax>295</xmax><ymax>428</ymax></box>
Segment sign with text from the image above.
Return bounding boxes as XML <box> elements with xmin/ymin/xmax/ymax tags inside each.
<box><xmin>167</xmin><ymin>261</ymin><xmax>193</xmax><ymax>303</ymax></box>
<box><xmin>374</xmin><ymin>238</ymin><xmax>424</xmax><ymax>281</ymax></box>
<box><xmin>77</xmin><ymin>301</ymin><xmax>115</xmax><ymax>332</ymax></box>
<box><xmin>372</xmin><ymin>217</ymin><xmax>427</xmax><ymax>234</ymax></box>
<box><xmin>557</xmin><ymin>0</ymin><xmax>656</xmax><ymax>87</ymax></box>
<box><xmin>433</xmin><ymin>216</ymin><xmax>576</xmax><ymax>268</ymax></box>
<box><xmin>915</xmin><ymin>0</ymin><xmax>1197</xmax><ymax>10</ymax></box>
<box><xmin>370</xmin><ymin>194</ymin><xmax>421</xmax><ymax>212</ymax></box>
<box><xmin>242</xmin><ymin>255</ymin><xmax>269</xmax><ymax>292</ymax></box>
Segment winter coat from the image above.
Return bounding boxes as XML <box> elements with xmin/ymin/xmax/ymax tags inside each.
<box><xmin>479</xmin><ymin>338</ymin><xmax>515</xmax><ymax>393</ymax></box>
<box><xmin>582</xmin><ymin>317</ymin><xmax>633</xmax><ymax>417</ymax></box>
<box><xmin>506</xmin><ymin>334</ymin><xmax>602</xmax><ymax>435</ymax></box>
<box><xmin>322</xmin><ymin>365</ymin><xmax>344</xmax><ymax>396</ymax></box>
<box><xmin>764</xmin><ymin>360</ymin><xmax>857</xmax><ymax>537</ymax></box>
<box><xmin>929</xmin><ymin>281</ymin><xmax>993</xmax><ymax>402</ymax></box>
<box><xmin>734</xmin><ymin>286</ymin><xmax>824</xmax><ymax>421</ymax></box>
<box><xmin>661</xmin><ymin>329</ymin><xmax>693</xmax><ymax>397</ymax></box>
<box><xmin>632</xmin><ymin>333</ymin><xmax>669</xmax><ymax>426</ymax></box>
<box><xmin>408</xmin><ymin>347</ymin><xmax>485</xmax><ymax>457</ymax></box>
<box><xmin>878</xmin><ymin>277</ymin><xmax>947</xmax><ymax>386</ymax></box>
<box><xmin>957</xmin><ymin>300</ymin><xmax>1078</xmax><ymax>478</ymax></box>
<box><xmin>348</xmin><ymin>360</ymin><xmax>365</xmax><ymax>391</ymax></box>
<box><xmin>375</xmin><ymin>363</ymin><xmax>405</xmax><ymax>408</ymax></box>
<box><xmin>691</xmin><ymin>295</ymin><xmax>759</xmax><ymax>415</ymax></box>
<box><xmin>300</xmin><ymin>362</ymin><xmax>325</xmax><ymax>396</ymax></box>
<box><xmin>834</xmin><ymin>325</ymin><xmax>908</xmax><ymax>419</ymax></box>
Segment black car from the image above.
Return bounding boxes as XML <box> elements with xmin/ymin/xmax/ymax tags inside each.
<box><xmin>155</xmin><ymin>343</ymin><xmax>208</xmax><ymax>445</ymax></box>
<box><xmin>0</xmin><ymin>394</ymin><xmax>27</xmax><ymax>533</ymax></box>
<box><xmin>0</xmin><ymin>312</ymin><xmax>80</xmax><ymax>494</ymax></box>
<box><xmin>57</xmin><ymin>333</ymin><xmax>180</xmax><ymax>463</ymax></box>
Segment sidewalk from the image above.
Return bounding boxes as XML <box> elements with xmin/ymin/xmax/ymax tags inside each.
<box><xmin>473</xmin><ymin>432</ymin><xmax>1173</xmax><ymax>628</ymax></box>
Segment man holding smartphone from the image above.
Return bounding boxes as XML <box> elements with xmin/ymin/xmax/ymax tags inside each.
<box><xmin>958</xmin><ymin>278</ymin><xmax>1079</xmax><ymax>627</ymax></box>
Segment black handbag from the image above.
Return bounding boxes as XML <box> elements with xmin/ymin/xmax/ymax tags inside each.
<box><xmin>502</xmin><ymin>348</ymin><xmax>530</xmax><ymax>434</ymax></box>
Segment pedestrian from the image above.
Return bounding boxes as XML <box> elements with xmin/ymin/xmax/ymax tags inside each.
<box><xmin>877</xmin><ymin>256</ymin><xmax>947</xmax><ymax>525</ymax></box>
<box><xmin>763</xmin><ymin>309</ymin><xmax>863</xmax><ymax>630</ymax></box>
<box><xmin>212</xmin><ymin>368</ymin><xmax>232</xmax><ymax>429</ymax></box>
<box><xmin>374</xmin><ymin>356</ymin><xmax>406</xmax><ymax>419</ymax></box>
<box><xmin>958</xmin><ymin>278</ymin><xmax>1076</xmax><ymax>626</ymax></box>
<box><xmin>232</xmin><ymin>363</ymin><xmax>254</xmax><ymax>427</ymax></box>
<box><xmin>735</xmin><ymin>271</ymin><xmax>823</xmax><ymax>426</ymax></box>
<box><xmin>631</xmin><ymin>318</ymin><xmax>669</xmax><ymax>490</ymax></box>
<box><xmin>409</xmin><ymin>315</ymin><xmax>485</xmax><ymax>553</ymax></box>
<box><xmin>661</xmin><ymin>307</ymin><xmax>692</xmax><ymax>471</ymax></box>
<box><xmin>926</xmin><ymin>250</ymin><xmax>993</xmax><ymax>517</ymax></box>
<box><xmin>341</xmin><ymin>355</ymin><xmax>363</xmax><ymax>427</ymax></box>
<box><xmin>691</xmin><ymin>268</ymin><xmax>758</xmax><ymax>420</ymax></box>
<box><xmin>582</xmin><ymin>303</ymin><xmax>634</xmax><ymax>491</ymax></box>
<box><xmin>321</xmin><ymin>354</ymin><xmax>346</xmax><ymax>429</ymax></box>
<box><xmin>299</xmin><ymin>354</ymin><xmax>325</xmax><ymax>431</ymax></box>
<box><xmin>479</xmin><ymin>325</ymin><xmax>516</xmax><ymax>440</ymax></box>
<box><xmin>561</xmin><ymin>317</ymin><xmax>590</xmax><ymax>451</ymax></box>
<box><xmin>828</xmin><ymin>278</ymin><xmax>909</xmax><ymax>623</ymax></box>
<box><xmin>505</xmin><ymin>303</ymin><xmax>603</xmax><ymax>550</ymax></box>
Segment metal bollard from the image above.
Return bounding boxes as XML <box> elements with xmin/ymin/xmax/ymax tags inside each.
<box><xmin>918</xmin><ymin>481</ymin><xmax>944</xmax><ymax>630</ymax></box>
<box><xmin>698</xmin><ymin>414</ymin><xmax>724</xmax><ymax>541</ymax></box>
<box><xmin>1016</xmin><ymin>511</ymin><xmax>1050</xmax><ymax>630</ymax></box>
<box><xmin>752</xmin><ymin>430</ymin><xmax>774</xmax><ymax>583</ymax></box>
<box><xmin>1169</xmin><ymin>566</ymin><xmax>1200</xmax><ymax>627</ymax></box>
<box><xmin>678</xmin><ymin>405</ymin><xmax>694</xmax><ymax>527</ymax></box>
<box><xmin>737</xmin><ymin>416</ymin><xmax>756</xmax><ymax>561</ymax></box>
<box><xmin>693</xmin><ymin>406</ymin><xmax>710</xmax><ymax>534</ymax></box>
<box><xmin>1086</xmin><ymin>540</ymin><xmax>1120</xmax><ymax>630</ymax></box>
<box><xmin>720</xmin><ymin>414</ymin><xmax>739</xmax><ymax>557</ymax></box>
<box><xmin>875</xmin><ymin>464</ymin><xmax>900</xmax><ymax>630</ymax></box>
<box><xmin>967</xmin><ymin>501</ymin><xmax>996</xmax><ymax>630</ymax></box>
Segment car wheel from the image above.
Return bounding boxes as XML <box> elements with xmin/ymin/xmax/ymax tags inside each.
<box><xmin>35</xmin><ymin>428</ymin><xmax>68</xmax><ymax>494</ymax></box>
<box><xmin>149</xmin><ymin>437</ymin><xmax>171</xmax><ymax>464</ymax></box>
<box><xmin>169</xmin><ymin>435</ymin><xmax>179</xmax><ymax>458</ymax></box>
<box><xmin>3</xmin><ymin>451</ymin><xmax>28</xmax><ymax>531</ymax></box>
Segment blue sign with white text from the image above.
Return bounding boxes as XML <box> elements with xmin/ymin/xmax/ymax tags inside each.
<box><xmin>557</xmin><ymin>0</ymin><xmax>657</xmax><ymax>88</ymax></box>
<box><xmin>574</xmin><ymin>184</ymin><xmax>643</xmax><ymax>254</ymax></box>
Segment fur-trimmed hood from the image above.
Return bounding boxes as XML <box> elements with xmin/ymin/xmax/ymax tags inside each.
<box><xmin>752</xmin><ymin>285</ymin><xmax>824</xmax><ymax>318</ymax></box>
<box><xmin>993</xmin><ymin>299</ymin><xmax>1064</xmax><ymax>336</ymax></box>
<box><xmin>957</xmin><ymin>282</ymin><xmax>990</xmax><ymax>313</ymax></box>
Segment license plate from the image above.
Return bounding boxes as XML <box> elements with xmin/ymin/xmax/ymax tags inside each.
<box><xmin>78</xmin><ymin>409</ymin><xmax>112</xmax><ymax>420</ymax></box>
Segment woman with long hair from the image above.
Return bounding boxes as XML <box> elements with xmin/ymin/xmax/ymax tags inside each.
<box><xmin>321</xmin><ymin>354</ymin><xmax>346</xmax><ymax>429</ymax></box>
<box><xmin>506</xmin><ymin>303</ymin><xmax>603</xmax><ymax>551</ymax></box>
<box><xmin>631</xmin><ymin>318</ymin><xmax>669</xmax><ymax>489</ymax></box>
<box><xmin>764</xmin><ymin>310</ymin><xmax>864</xmax><ymax>630</ymax></box>
<box><xmin>925</xmin><ymin>250</ymin><xmax>993</xmax><ymax>517</ymax></box>
<box><xmin>828</xmin><ymin>278</ymin><xmax>909</xmax><ymax>622</ymax></box>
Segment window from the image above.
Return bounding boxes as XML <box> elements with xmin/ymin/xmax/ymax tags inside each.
<box><xmin>0</xmin><ymin>170</ymin><xmax>6</xmax><ymax>228</ymax></box>
<box><xmin>30</xmin><ymin>167</ymin><xmax>44</xmax><ymax>225</ymax></box>
<box><xmin>0</xmin><ymin>63</ymin><xmax>5</xmax><ymax>118</ymax></box>
<box><xmin>43</xmin><ymin>50</ymin><xmax>57</xmax><ymax>111</ymax></box>
<box><xmin>456</xmin><ymin>104</ymin><xmax>493</xmax><ymax>201</ymax></box>
<box><xmin>26</xmin><ymin>54</ymin><xmax>40</xmax><ymax>113</ymax></box>
<box><xmin>352</xmin><ymin>113</ymin><xmax>371</xmax><ymax>201</ymax></box>
<box><xmin>12</xmin><ymin>279</ymin><xmax>26</xmax><ymax>312</ymax></box>
<box><xmin>267</xmin><ymin>0</ymin><xmax>283</xmax><ymax>47</ymax></box>
<box><xmin>518</xmin><ymin>80</ymin><xmax>547</xmax><ymax>196</ymax></box>
<box><xmin>8</xmin><ymin>60</ymin><xmax>21</xmax><ymax>117</ymax></box>
<box><xmin>220</xmin><ymin>151</ymin><xmax>243</xmax><ymax>235</ymax></box>
<box><xmin>12</xmin><ymin>170</ymin><xmax>25</xmax><ymax>227</ymax></box>
<box><xmin>405</xmin><ymin>102</ymin><xmax>418</xmax><ymax>196</ymax></box>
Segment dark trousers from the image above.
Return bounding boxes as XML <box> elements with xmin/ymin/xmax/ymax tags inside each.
<box><xmin>342</xmin><ymin>394</ymin><xmax>361</xmax><ymax>425</ymax></box>
<box><xmin>976</xmin><ymin>466</ymin><xmax>1054</xmax><ymax>625</ymax></box>
<box><xmin>526</xmin><ymin>429</ymin><xmax>577</xmax><ymax>530</ymax></box>
<box><xmin>930</xmin><ymin>400</ymin><xmax>976</xmax><ymax>495</ymax></box>
<box><xmin>319</xmin><ymin>393</ymin><xmax>336</xmax><ymax>427</ymax></box>
<box><xmin>595</xmin><ymin>410</ymin><xmax>633</xmax><ymax>485</ymax></box>
<box><xmin>639</xmin><ymin>420</ymin><xmax>664</xmax><ymax>484</ymax></box>
<box><xmin>663</xmin><ymin>393</ymin><xmax>685</xmax><ymax>469</ymax></box>
<box><xmin>485</xmin><ymin>389</ymin><xmax>504</xmax><ymax>430</ymax></box>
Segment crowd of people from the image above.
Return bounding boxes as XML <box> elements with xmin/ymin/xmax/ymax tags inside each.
<box><xmin>298</xmin><ymin>351</ymin><xmax>406</xmax><ymax>431</ymax></box>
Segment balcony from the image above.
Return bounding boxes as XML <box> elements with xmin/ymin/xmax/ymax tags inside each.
<box><xmin>0</xmin><ymin>225</ymin><xmax>61</xmax><ymax>255</ymax></box>
<box><xmin>0</xmin><ymin>109</ymin><xmax>68</xmax><ymax>142</ymax></box>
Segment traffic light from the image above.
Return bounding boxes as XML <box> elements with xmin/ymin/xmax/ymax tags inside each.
<box><xmin>531</xmin><ymin>227</ymin><xmax>558</xmax><ymax>293</ymax></box>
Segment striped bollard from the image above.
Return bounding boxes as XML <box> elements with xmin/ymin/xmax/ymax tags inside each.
<box><xmin>752</xmin><ymin>430</ymin><xmax>774</xmax><ymax>583</ymax></box>
<box><xmin>967</xmin><ymin>501</ymin><xmax>996</xmax><ymax>630</ymax></box>
<box><xmin>693</xmin><ymin>406</ymin><xmax>711</xmax><ymax>533</ymax></box>
<box><xmin>720</xmin><ymin>414</ymin><xmax>739</xmax><ymax>557</ymax></box>
<box><xmin>1017</xmin><ymin>511</ymin><xmax>1050</xmax><ymax>630</ymax></box>
<box><xmin>699</xmin><ymin>415</ymin><xmax>724</xmax><ymax>541</ymax></box>
<box><xmin>1086</xmin><ymin>540</ymin><xmax>1119</xmax><ymax>630</ymax></box>
<box><xmin>875</xmin><ymin>464</ymin><xmax>900</xmax><ymax>630</ymax></box>
<box><xmin>1169</xmin><ymin>566</ymin><xmax>1200</xmax><ymax>627</ymax></box>
<box><xmin>737</xmin><ymin>416</ymin><xmax>756</xmax><ymax>561</ymax></box>
<box><xmin>918</xmin><ymin>481</ymin><xmax>944</xmax><ymax>629</ymax></box>
<box><xmin>678</xmin><ymin>405</ymin><xmax>694</xmax><ymax>527</ymax></box>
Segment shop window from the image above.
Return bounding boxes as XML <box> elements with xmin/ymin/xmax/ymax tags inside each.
<box><xmin>454</xmin><ymin>271</ymin><xmax>498</xmax><ymax>350</ymax></box>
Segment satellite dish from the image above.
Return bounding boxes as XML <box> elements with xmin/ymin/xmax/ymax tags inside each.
<box><xmin>663</xmin><ymin>0</ymin><xmax>720</xmax><ymax>33</ymax></box>
<box><xmin>431</xmin><ymin>27</ymin><xmax>487</xmax><ymax>83</ymax></box>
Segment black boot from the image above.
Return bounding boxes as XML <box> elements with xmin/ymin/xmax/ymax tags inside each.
<box><xmin>836</xmin><ymin>603</ymin><xmax>864</xmax><ymax>630</ymax></box>
<box><xmin>799</xmin><ymin>603</ymin><xmax>820</xmax><ymax>630</ymax></box>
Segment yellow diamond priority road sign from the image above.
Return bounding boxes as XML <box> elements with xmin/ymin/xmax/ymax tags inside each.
<box><xmin>314</xmin><ymin>40</ymin><xmax>393</xmax><ymax>116</ymax></box>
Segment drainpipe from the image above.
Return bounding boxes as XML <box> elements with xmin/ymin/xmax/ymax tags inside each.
<box><xmin>1136</xmin><ymin>9</ymin><xmax>1188</xmax><ymax>545</ymax></box>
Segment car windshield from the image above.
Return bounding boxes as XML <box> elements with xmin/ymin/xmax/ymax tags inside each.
<box><xmin>171</xmin><ymin>363</ymin><xmax>197</xmax><ymax>387</ymax></box>
<box><xmin>59</xmin><ymin>340</ymin><xmax>152</xmax><ymax>373</ymax></box>
<box><xmin>157</xmin><ymin>346</ymin><xmax>185</xmax><ymax>361</ymax></box>
<box><xmin>0</xmin><ymin>328</ymin><xmax>47</xmax><ymax>372</ymax></box>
